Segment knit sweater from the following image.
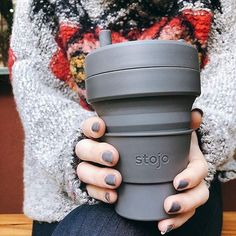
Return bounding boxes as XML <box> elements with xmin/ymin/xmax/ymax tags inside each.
<box><xmin>9</xmin><ymin>0</ymin><xmax>236</xmax><ymax>222</ymax></box>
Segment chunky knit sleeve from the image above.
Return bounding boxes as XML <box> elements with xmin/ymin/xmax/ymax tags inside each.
<box><xmin>192</xmin><ymin>0</ymin><xmax>236</xmax><ymax>185</ymax></box>
<box><xmin>10</xmin><ymin>0</ymin><xmax>97</xmax><ymax>210</ymax></box>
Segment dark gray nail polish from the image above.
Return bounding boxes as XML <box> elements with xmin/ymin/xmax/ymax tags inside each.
<box><xmin>91</xmin><ymin>122</ymin><xmax>100</xmax><ymax>132</ymax></box>
<box><xmin>177</xmin><ymin>180</ymin><xmax>189</xmax><ymax>190</ymax></box>
<box><xmin>161</xmin><ymin>225</ymin><xmax>174</xmax><ymax>235</ymax></box>
<box><xmin>166</xmin><ymin>225</ymin><xmax>174</xmax><ymax>233</ymax></box>
<box><xmin>102</xmin><ymin>151</ymin><xmax>113</xmax><ymax>163</ymax></box>
<box><xmin>105</xmin><ymin>192</ymin><xmax>110</xmax><ymax>203</ymax></box>
<box><xmin>105</xmin><ymin>174</ymin><xmax>116</xmax><ymax>186</ymax></box>
<box><xmin>168</xmin><ymin>202</ymin><xmax>181</xmax><ymax>213</ymax></box>
<box><xmin>192</xmin><ymin>108</ymin><xmax>203</xmax><ymax>116</ymax></box>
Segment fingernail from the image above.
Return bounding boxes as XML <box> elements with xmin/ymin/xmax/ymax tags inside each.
<box><xmin>91</xmin><ymin>122</ymin><xmax>100</xmax><ymax>132</ymax></box>
<box><xmin>192</xmin><ymin>108</ymin><xmax>203</xmax><ymax>117</ymax></box>
<box><xmin>105</xmin><ymin>174</ymin><xmax>116</xmax><ymax>186</ymax></box>
<box><xmin>102</xmin><ymin>151</ymin><xmax>113</xmax><ymax>163</ymax></box>
<box><xmin>161</xmin><ymin>225</ymin><xmax>174</xmax><ymax>235</ymax></box>
<box><xmin>105</xmin><ymin>192</ymin><xmax>110</xmax><ymax>203</ymax></box>
<box><xmin>177</xmin><ymin>180</ymin><xmax>189</xmax><ymax>190</ymax></box>
<box><xmin>168</xmin><ymin>202</ymin><xmax>181</xmax><ymax>213</ymax></box>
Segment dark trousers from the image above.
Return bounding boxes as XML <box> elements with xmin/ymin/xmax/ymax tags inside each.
<box><xmin>32</xmin><ymin>177</ymin><xmax>222</xmax><ymax>236</ymax></box>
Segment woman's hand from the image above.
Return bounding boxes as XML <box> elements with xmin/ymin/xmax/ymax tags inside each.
<box><xmin>158</xmin><ymin>110</ymin><xmax>209</xmax><ymax>234</ymax></box>
<box><xmin>75</xmin><ymin>116</ymin><xmax>122</xmax><ymax>204</ymax></box>
<box><xmin>75</xmin><ymin>109</ymin><xmax>209</xmax><ymax>233</ymax></box>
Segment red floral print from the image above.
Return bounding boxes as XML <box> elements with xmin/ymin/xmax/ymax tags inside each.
<box><xmin>50</xmin><ymin>48</ymin><xmax>72</xmax><ymax>82</ymax></box>
<box><xmin>56</xmin><ymin>24</ymin><xmax>80</xmax><ymax>49</ymax></box>
<box><xmin>50</xmin><ymin>10</ymin><xmax>212</xmax><ymax>111</ymax></box>
<box><xmin>182</xmin><ymin>10</ymin><xmax>212</xmax><ymax>47</ymax></box>
<box><xmin>8</xmin><ymin>47</ymin><xmax>16</xmax><ymax>81</ymax></box>
<box><xmin>139</xmin><ymin>18</ymin><xmax>168</xmax><ymax>40</ymax></box>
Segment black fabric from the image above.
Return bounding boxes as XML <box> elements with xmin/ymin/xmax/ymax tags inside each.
<box><xmin>32</xmin><ymin>221</ymin><xmax>59</xmax><ymax>236</ymax></box>
<box><xmin>32</xmin><ymin>175</ymin><xmax>222</xmax><ymax>236</ymax></box>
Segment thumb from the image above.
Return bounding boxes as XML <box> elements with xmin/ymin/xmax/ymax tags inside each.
<box><xmin>190</xmin><ymin>108</ymin><xmax>203</xmax><ymax>130</ymax></box>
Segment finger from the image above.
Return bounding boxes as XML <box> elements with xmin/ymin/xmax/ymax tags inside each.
<box><xmin>164</xmin><ymin>181</ymin><xmax>209</xmax><ymax>215</ymax></box>
<box><xmin>86</xmin><ymin>184</ymin><xmax>118</xmax><ymax>204</ymax></box>
<box><xmin>77</xmin><ymin>162</ymin><xmax>122</xmax><ymax>189</ymax></box>
<box><xmin>173</xmin><ymin>132</ymin><xmax>208</xmax><ymax>190</ymax></box>
<box><xmin>190</xmin><ymin>109</ymin><xmax>203</xmax><ymax>130</ymax></box>
<box><xmin>158</xmin><ymin>210</ymin><xmax>195</xmax><ymax>234</ymax></box>
<box><xmin>81</xmin><ymin>116</ymin><xmax>106</xmax><ymax>139</ymax></box>
<box><xmin>75</xmin><ymin>139</ymin><xmax>119</xmax><ymax>166</ymax></box>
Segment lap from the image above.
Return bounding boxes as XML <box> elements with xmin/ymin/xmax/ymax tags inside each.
<box><xmin>50</xmin><ymin>177</ymin><xmax>222</xmax><ymax>236</ymax></box>
<box><xmin>52</xmin><ymin>202</ymin><xmax>158</xmax><ymax>236</ymax></box>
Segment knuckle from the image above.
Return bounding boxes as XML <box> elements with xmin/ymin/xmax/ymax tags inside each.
<box><xmin>202</xmin><ymin>160</ymin><xmax>209</xmax><ymax>178</ymax></box>
<box><xmin>76</xmin><ymin>162</ymin><xmax>86</xmax><ymax>178</ymax></box>
<box><xmin>202</xmin><ymin>183</ymin><xmax>210</xmax><ymax>202</ymax></box>
<box><xmin>181</xmin><ymin>195</ymin><xmax>190</xmax><ymax>212</ymax></box>
<box><xmin>75</xmin><ymin>141</ymin><xmax>81</xmax><ymax>156</ymax></box>
<box><xmin>86</xmin><ymin>185</ymin><xmax>92</xmax><ymax>196</ymax></box>
<box><xmin>190</xmin><ymin>209</ymin><xmax>196</xmax><ymax>218</ymax></box>
<box><xmin>75</xmin><ymin>139</ymin><xmax>89</xmax><ymax>156</ymax></box>
<box><xmin>86</xmin><ymin>185</ymin><xmax>101</xmax><ymax>200</ymax></box>
<box><xmin>192</xmin><ymin>159</ymin><xmax>208</xmax><ymax>181</ymax></box>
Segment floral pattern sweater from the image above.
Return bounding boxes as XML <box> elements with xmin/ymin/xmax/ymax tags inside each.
<box><xmin>9</xmin><ymin>0</ymin><xmax>236</xmax><ymax>222</ymax></box>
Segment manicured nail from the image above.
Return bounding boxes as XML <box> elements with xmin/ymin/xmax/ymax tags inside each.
<box><xmin>192</xmin><ymin>108</ymin><xmax>203</xmax><ymax>117</ymax></box>
<box><xmin>168</xmin><ymin>202</ymin><xmax>181</xmax><ymax>213</ymax></box>
<box><xmin>177</xmin><ymin>180</ymin><xmax>189</xmax><ymax>190</ymax></box>
<box><xmin>161</xmin><ymin>225</ymin><xmax>174</xmax><ymax>235</ymax></box>
<box><xmin>105</xmin><ymin>174</ymin><xmax>116</xmax><ymax>186</ymax></box>
<box><xmin>102</xmin><ymin>151</ymin><xmax>113</xmax><ymax>163</ymax></box>
<box><xmin>105</xmin><ymin>192</ymin><xmax>110</xmax><ymax>203</ymax></box>
<box><xmin>91</xmin><ymin>122</ymin><xmax>100</xmax><ymax>132</ymax></box>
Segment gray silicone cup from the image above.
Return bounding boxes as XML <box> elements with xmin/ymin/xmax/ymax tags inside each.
<box><xmin>85</xmin><ymin>38</ymin><xmax>200</xmax><ymax>221</ymax></box>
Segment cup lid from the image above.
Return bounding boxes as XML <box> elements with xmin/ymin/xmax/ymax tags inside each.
<box><xmin>85</xmin><ymin>39</ymin><xmax>199</xmax><ymax>78</ymax></box>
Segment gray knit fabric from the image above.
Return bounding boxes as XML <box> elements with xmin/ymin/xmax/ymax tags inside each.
<box><xmin>192</xmin><ymin>1</ymin><xmax>236</xmax><ymax>184</ymax></box>
<box><xmin>10</xmin><ymin>0</ymin><xmax>235</xmax><ymax>222</ymax></box>
<box><xmin>11</xmin><ymin>0</ymin><xmax>97</xmax><ymax>222</ymax></box>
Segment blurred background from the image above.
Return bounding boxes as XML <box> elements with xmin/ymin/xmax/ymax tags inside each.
<box><xmin>0</xmin><ymin>0</ymin><xmax>235</xmax><ymax>214</ymax></box>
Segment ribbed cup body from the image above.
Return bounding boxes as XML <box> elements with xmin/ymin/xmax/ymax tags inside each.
<box><xmin>85</xmin><ymin>39</ymin><xmax>200</xmax><ymax>220</ymax></box>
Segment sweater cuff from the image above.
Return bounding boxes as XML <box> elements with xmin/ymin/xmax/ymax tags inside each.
<box><xmin>193</xmin><ymin>106</ymin><xmax>234</xmax><ymax>187</ymax></box>
<box><xmin>64</xmin><ymin>129</ymin><xmax>99</xmax><ymax>205</ymax></box>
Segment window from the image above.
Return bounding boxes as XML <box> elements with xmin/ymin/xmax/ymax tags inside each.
<box><xmin>0</xmin><ymin>0</ymin><xmax>14</xmax><ymax>68</ymax></box>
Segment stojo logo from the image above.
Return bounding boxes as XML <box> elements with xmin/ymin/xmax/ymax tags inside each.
<box><xmin>135</xmin><ymin>153</ymin><xmax>169</xmax><ymax>169</ymax></box>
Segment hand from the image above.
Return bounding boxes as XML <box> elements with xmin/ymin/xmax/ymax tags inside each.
<box><xmin>75</xmin><ymin>109</ymin><xmax>208</xmax><ymax>228</ymax></box>
<box><xmin>75</xmin><ymin>117</ymin><xmax>122</xmax><ymax>204</ymax></box>
<box><xmin>158</xmin><ymin>109</ymin><xmax>209</xmax><ymax>234</ymax></box>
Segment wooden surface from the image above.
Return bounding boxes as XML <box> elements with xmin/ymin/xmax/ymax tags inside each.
<box><xmin>0</xmin><ymin>212</ymin><xmax>236</xmax><ymax>236</ymax></box>
<box><xmin>0</xmin><ymin>214</ymin><xmax>32</xmax><ymax>236</ymax></box>
<box><xmin>223</xmin><ymin>212</ymin><xmax>236</xmax><ymax>236</ymax></box>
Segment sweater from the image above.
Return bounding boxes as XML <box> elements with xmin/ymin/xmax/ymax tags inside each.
<box><xmin>9</xmin><ymin>0</ymin><xmax>236</xmax><ymax>222</ymax></box>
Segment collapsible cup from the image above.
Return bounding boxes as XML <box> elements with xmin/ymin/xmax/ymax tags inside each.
<box><xmin>85</xmin><ymin>30</ymin><xmax>200</xmax><ymax>221</ymax></box>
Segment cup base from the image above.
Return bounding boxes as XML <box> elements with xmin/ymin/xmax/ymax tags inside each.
<box><xmin>115</xmin><ymin>182</ymin><xmax>176</xmax><ymax>221</ymax></box>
